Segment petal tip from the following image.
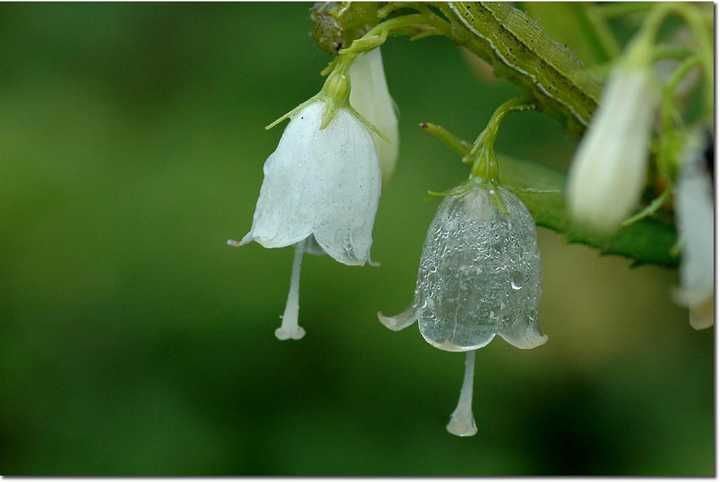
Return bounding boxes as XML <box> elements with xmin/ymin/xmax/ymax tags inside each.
<box><xmin>377</xmin><ymin>309</ymin><xmax>416</xmax><ymax>332</ymax></box>
<box><xmin>228</xmin><ymin>232</ymin><xmax>254</xmax><ymax>248</ymax></box>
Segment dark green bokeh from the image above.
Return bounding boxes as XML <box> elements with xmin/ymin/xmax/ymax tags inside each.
<box><xmin>0</xmin><ymin>2</ymin><xmax>713</xmax><ymax>476</ymax></box>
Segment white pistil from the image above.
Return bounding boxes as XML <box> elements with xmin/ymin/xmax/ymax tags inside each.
<box><xmin>446</xmin><ymin>350</ymin><xmax>478</xmax><ymax>437</ymax></box>
<box><xmin>275</xmin><ymin>239</ymin><xmax>307</xmax><ymax>341</ymax></box>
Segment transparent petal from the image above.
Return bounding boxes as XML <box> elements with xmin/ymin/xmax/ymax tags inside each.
<box><xmin>416</xmin><ymin>186</ymin><xmax>545</xmax><ymax>352</ymax></box>
<box><xmin>377</xmin><ymin>304</ymin><xmax>417</xmax><ymax>331</ymax></box>
<box><xmin>349</xmin><ymin>47</ymin><xmax>399</xmax><ymax>182</ymax></box>
<box><xmin>417</xmin><ymin>187</ymin><xmax>504</xmax><ymax>351</ymax></box>
<box><xmin>497</xmin><ymin>189</ymin><xmax>547</xmax><ymax>349</ymax></box>
<box><xmin>567</xmin><ymin>68</ymin><xmax>658</xmax><ymax>233</ymax></box>
<box><xmin>311</xmin><ymin>108</ymin><xmax>382</xmax><ymax>266</ymax></box>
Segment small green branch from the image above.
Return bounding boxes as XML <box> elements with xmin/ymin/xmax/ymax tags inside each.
<box><xmin>621</xmin><ymin>189</ymin><xmax>671</xmax><ymax>227</ymax></box>
<box><xmin>652</xmin><ymin>45</ymin><xmax>694</xmax><ymax>62</ymax></box>
<box><xmin>592</xmin><ymin>2</ymin><xmax>653</xmax><ymax>20</ymax></box>
<box><xmin>582</xmin><ymin>4</ymin><xmax>621</xmax><ymax>60</ymax></box>
<box><xmin>635</xmin><ymin>3</ymin><xmax>713</xmax><ymax>114</ymax></box>
<box><xmin>419</xmin><ymin>122</ymin><xmax>470</xmax><ymax>157</ymax></box>
<box><xmin>467</xmin><ymin>97</ymin><xmax>537</xmax><ymax>181</ymax></box>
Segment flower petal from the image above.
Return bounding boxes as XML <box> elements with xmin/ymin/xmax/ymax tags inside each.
<box><xmin>349</xmin><ymin>47</ymin><xmax>399</xmax><ymax>182</ymax></box>
<box><xmin>245</xmin><ymin>102</ymin><xmax>326</xmax><ymax>248</ymax></box>
<box><xmin>311</xmin><ymin>108</ymin><xmax>381</xmax><ymax>266</ymax></box>
<box><xmin>377</xmin><ymin>305</ymin><xmax>417</xmax><ymax>331</ymax></box>
<box><xmin>416</xmin><ymin>189</ymin><xmax>502</xmax><ymax>351</ymax></box>
<box><xmin>675</xmin><ymin>130</ymin><xmax>714</xmax><ymax>329</ymax></box>
<box><xmin>567</xmin><ymin>68</ymin><xmax>658</xmax><ymax>233</ymax></box>
<box><xmin>497</xmin><ymin>189</ymin><xmax>547</xmax><ymax>349</ymax></box>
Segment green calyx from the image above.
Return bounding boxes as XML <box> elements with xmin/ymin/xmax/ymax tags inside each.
<box><xmin>423</xmin><ymin>97</ymin><xmax>537</xmax><ymax>216</ymax></box>
<box><xmin>466</xmin><ymin>98</ymin><xmax>537</xmax><ymax>183</ymax></box>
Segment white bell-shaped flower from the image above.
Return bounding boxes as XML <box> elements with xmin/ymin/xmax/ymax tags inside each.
<box><xmin>378</xmin><ymin>181</ymin><xmax>547</xmax><ymax>436</ymax></box>
<box><xmin>675</xmin><ymin>130</ymin><xmax>714</xmax><ymax>330</ymax></box>
<box><xmin>349</xmin><ymin>47</ymin><xmax>399</xmax><ymax>182</ymax></box>
<box><xmin>567</xmin><ymin>65</ymin><xmax>659</xmax><ymax>233</ymax></box>
<box><xmin>234</xmin><ymin>99</ymin><xmax>381</xmax><ymax>340</ymax></box>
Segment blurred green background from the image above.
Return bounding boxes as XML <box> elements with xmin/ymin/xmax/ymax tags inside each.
<box><xmin>0</xmin><ymin>2</ymin><xmax>713</xmax><ymax>476</ymax></box>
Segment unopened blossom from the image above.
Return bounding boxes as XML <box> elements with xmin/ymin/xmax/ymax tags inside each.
<box><xmin>567</xmin><ymin>64</ymin><xmax>659</xmax><ymax>233</ymax></box>
<box><xmin>232</xmin><ymin>98</ymin><xmax>381</xmax><ymax>340</ymax></box>
<box><xmin>675</xmin><ymin>130</ymin><xmax>714</xmax><ymax>330</ymax></box>
<box><xmin>378</xmin><ymin>181</ymin><xmax>547</xmax><ymax>436</ymax></box>
<box><xmin>349</xmin><ymin>47</ymin><xmax>399</xmax><ymax>182</ymax></box>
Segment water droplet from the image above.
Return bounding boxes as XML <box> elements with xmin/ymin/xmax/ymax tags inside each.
<box><xmin>511</xmin><ymin>271</ymin><xmax>523</xmax><ymax>290</ymax></box>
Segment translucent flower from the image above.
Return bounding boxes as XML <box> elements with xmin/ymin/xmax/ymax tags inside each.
<box><xmin>675</xmin><ymin>130</ymin><xmax>714</xmax><ymax>330</ymax></box>
<box><xmin>232</xmin><ymin>99</ymin><xmax>381</xmax><ymax>340</ymax></box>
<box><xmin>378</xmin><ymin>181</ymin><xmax>547</xmax><ymax>435</ymax></box>
<box><xmin>567</xmin><ymin>65</ymin><xmax>659</xmax><ymax>233</ymax></box>
<box><xmin>349</xmin><ymin>47</ymin><xmax>399</xmax><ymax>182</ymax></box>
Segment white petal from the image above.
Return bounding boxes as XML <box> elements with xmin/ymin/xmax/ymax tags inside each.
<box><xmin>244</xmin><ymin>102</ymin><xmax>326</xmax><ymax>248</ymax></box>
<box><xmin>567</xmin><ymin>68</ymin><xmax>658</xmax><ymax>233</ymax></box>
<box><xmin>675</xmin><ymin>131</ymin><xmax>714</xmax><ymax>328</ymax></box>
<box><xmin>310</xmin><ymin>107</ymin><xmax>382</xmax><ymax>266</ymax></box>
<box><xmin>349</xmin><ymin>48</ymin><xmax>399</xmax><ymax>182</ymax></box>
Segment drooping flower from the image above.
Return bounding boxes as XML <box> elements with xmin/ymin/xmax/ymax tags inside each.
<box><xmin>349</xmin><ymin>47</ymin><xmax>399</xmax><ymax>182</ymax></box>
<box><xmin>675</xmin><ymin>129</ymin><xmax>714</xmax><ymax>330</ymax></box>
<box><xmin>232</xmin><ymin>95</ymin><xmax>381</xmax><ymax>340</ymax></box>
<box><xmin>378</xmin><ymin>180</ymin><xmax>547</xmax><ymax>435</ymax></box>
<box><xmin>567</xmin><ymin>61</ymin><xmax>659</xmax><ymax>234</ymax></box>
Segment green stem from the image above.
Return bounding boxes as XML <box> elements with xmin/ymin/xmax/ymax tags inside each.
<box><xmin>634</xmin><ymin>3</ymin><xmax>712</xmax><ymax>113</ymax></box>
<box><xmin>468</xmin><ymin>97</ymin><xmax>536</xmax><ymax>181</ymax></box>
<box><xmin>593</xmin><ymin>2</ymin><xmax>653</xmax><ymax>19</ymax></box>
<box><xmin>666</xmin><ymin>56</ymin><xmax>703</xmax><ymax>95</ymax></box>
<box><xmin>621</xmin><ymin>189</ymin><xmax>671</xmax><ymax>227</ymax></box>
<box><xmin>419</xmin><ymin>122</ymin><xmax>471</xmax><ymax>157</ymax></box>
<box><xmin>656</xmin><ymin>55</ymin><xmax>703</xmax><ymax>180</ymax></box>
<box><xmin>652</xmin><ymin>45</ymin><xmax>694</xmax><ymax>62</ymax></box>
<box><xmin>582</xmin><ymin>4</ymin><xmax>621</xmax><ymax>60</ymax></box>
<box><xmin>660</xmin><ymin>56</ymin><xmax>702</xmax><ymax>132</ymax></box>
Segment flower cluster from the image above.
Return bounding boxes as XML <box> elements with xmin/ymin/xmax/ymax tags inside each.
<box><xmin>565</xmin><ymin>7</ymin><xmax>714</xmax><ymax>329</ymax></box>
<box><xmin>231</xmin><ymin>2</ymin><xmax>713</xmax><ymax>437</ymax></box>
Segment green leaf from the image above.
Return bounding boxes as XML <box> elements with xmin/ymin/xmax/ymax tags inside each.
<box><xmin>499</xmin><ymin>155</ymin><xmax>679</xmax><ymax>268</ymax></box>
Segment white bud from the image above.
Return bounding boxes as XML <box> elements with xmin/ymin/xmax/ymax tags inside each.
<box><xmin>675</xmin><ymin>130</ymin><xmax>714</xmax><ymax>330</ymax></box>
<box><xmin>349</xmin><ymin>48</ymin><xmax>399</xmax><ymax>182</ymax></box>
<box><xmin>567</xmin><ymin>67</ymin><xmax>659</xmax><ymax>233</ymax></box>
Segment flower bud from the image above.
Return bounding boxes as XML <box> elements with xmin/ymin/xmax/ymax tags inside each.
<box><xmin>675</xmin><ymin>129</ymin><xmax>714</xmax><ymax>330</ymax></box>
<box><xmin>567</xmin><ymin>66</ymin><xmax>659</xmax><ymax>234</ymax></box>
<box><xmin>349</xmin><ymin>48</ymin><xmax>399</xmax><ymax>182</ymax></box>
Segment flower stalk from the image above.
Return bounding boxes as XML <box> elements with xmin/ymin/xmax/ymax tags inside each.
<box><xmin>447</xmin><ymin>351</ymin><xmax>478</xmax><ymax>437</ymax></box>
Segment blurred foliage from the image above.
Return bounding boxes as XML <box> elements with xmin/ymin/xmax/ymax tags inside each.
<box><xmin>0</xmin><ymin>2</ymin><xmax>713</xmax><ymax>476</ymax></box>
